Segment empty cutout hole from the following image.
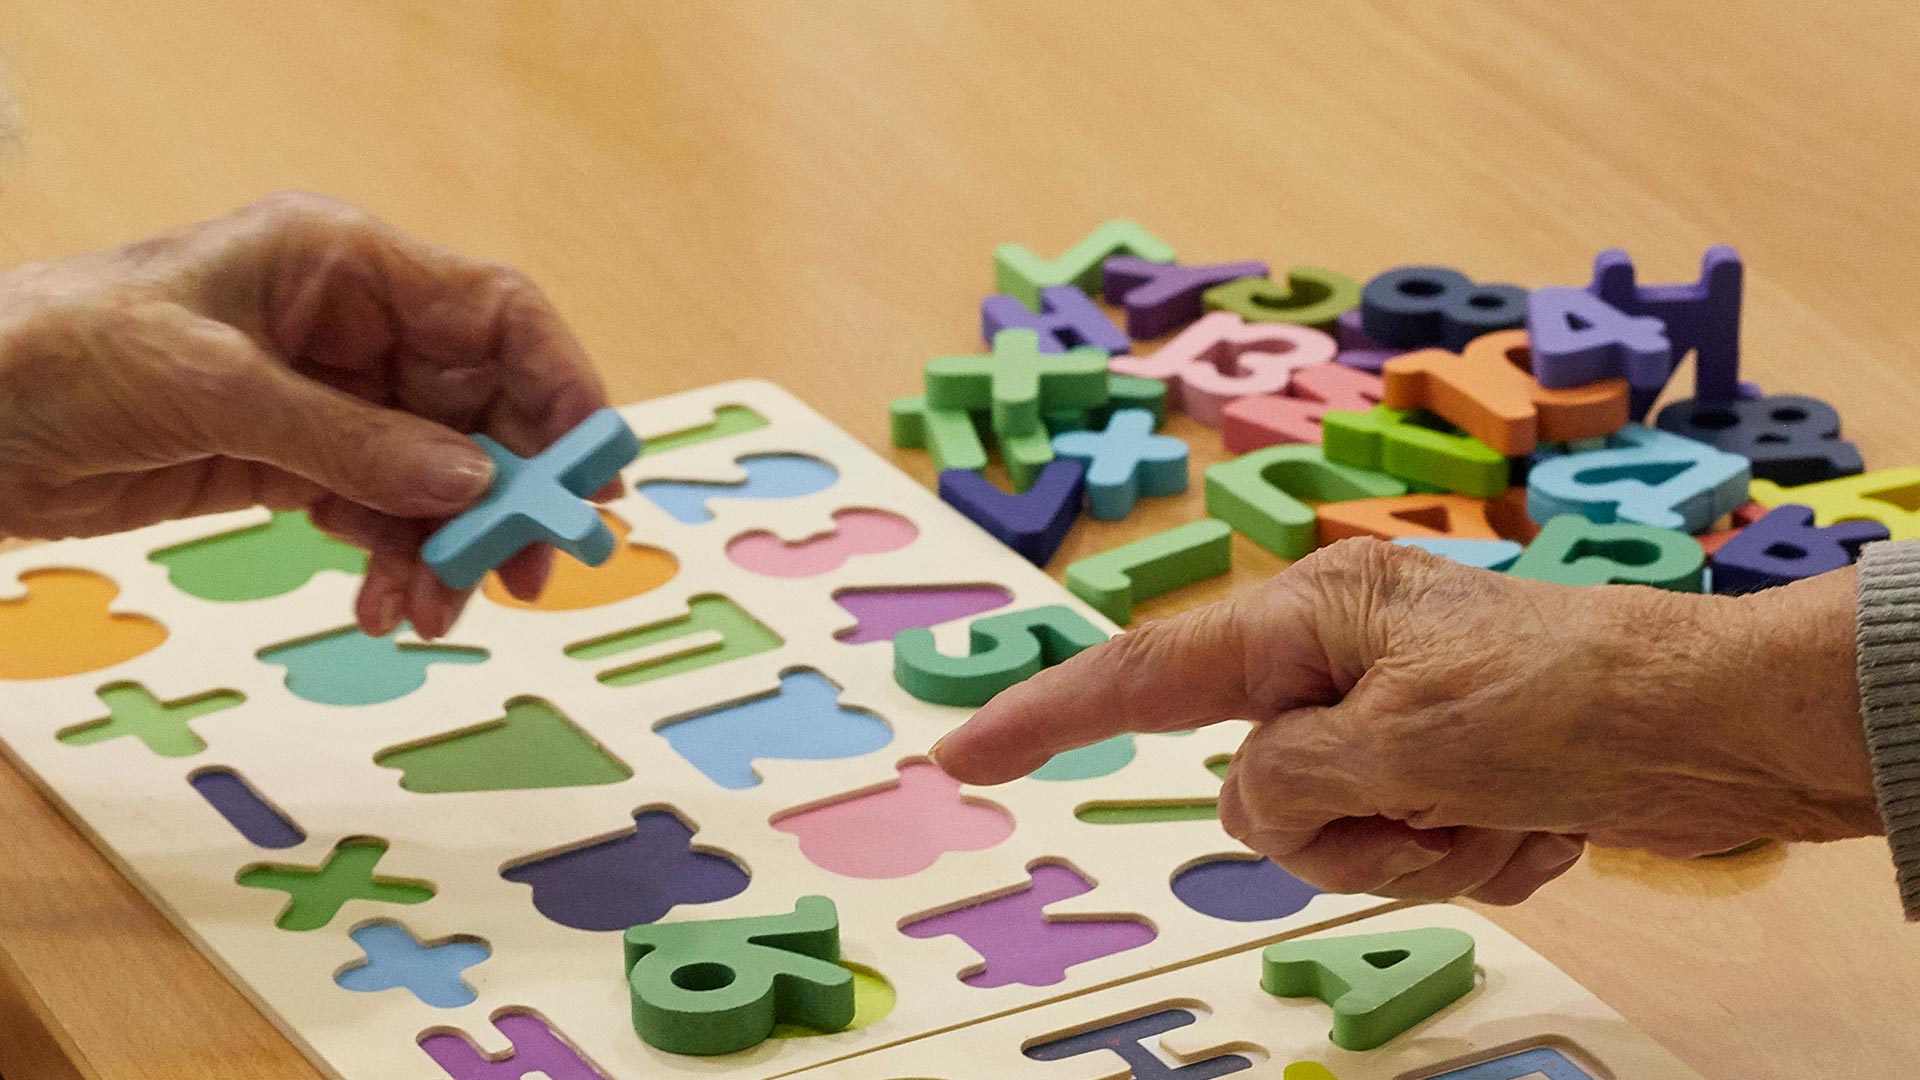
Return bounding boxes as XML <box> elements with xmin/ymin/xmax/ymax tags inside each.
<box><xmin>1468</xmin><ymin>293</ymin><xmax>1509</xmax><ymax>310</ymax></box>
<box><xmin>1391</xmin><ymin>506</ymin><xmax>1454</xmax><ymax>531</ymax></box>
<box><xmin>672</xmin><ymin>962</ymin><xmax>737</xmax><ymax>992</ymax></box>
<box><xmin>1865</xmin><ymin>483</ymin><xmax>1920</xmax><ymax>513</ymax></box>
<box><xmin>1567</xmin><ymin>538</ymin><xmax>1662</xmax><ymax>567</ymax></box>
<box><xmin>1363</xmin><ymin>948</ymin><xmax>1410</xmax><ymax>970</ymax></box>
<box><xmin>1690</xmin><ymin>407</ymin><xmax>1739</xmax><ymax>430</ymax></box>
<box><xmin>1770</xmin><ymin>407</ymin><xmax>1809</xmax><ymax>423</ymax></box>
<box><xmin>1763</xmin><ymin>542</ymin><xmax>1809</xmax><ymax>560</ymax></box>
<box><xmin>1398</xmin><ymin>279</ymin><xmax>1445</xmax><ymax>298</ymax></box>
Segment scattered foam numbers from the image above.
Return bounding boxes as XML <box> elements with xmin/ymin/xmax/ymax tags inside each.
<box><xmin>334</xmin><ymin>922</ymin><xmax>488</xmax><ymax>1008</ymax></box>
<box><xmin>1749</xmin><ymin>466</ymin><xmax>1920</xmax><ymax>540</ymax></box>
<box><xmin>373</xmin><ymin>697</ymin><xmax>632</xmax><ymax>793</ymax></box>
<box><xmin>1262</xmin><ymin>926</ymin><xmax>1476</xmax><ymax>1051</ymax></box>
<box><xmin>1394</xmin><ymin>536</ymin><xmax>1526</xmax><ymax>571</ymax></box>
<box><xmin>150</xmin><ymin>511</ymin><xmax>364</xmax><ymax>601</ymax></box>
<box><xmin>1106</xmin><ymin>255</ymin><xmax>1269</xmax><ymax>338</ymax></box>
<box><xmin>1203</xmin><ymin>265</ymin><xmax>1360</xmax><ymax>332</ymax></box>
<box><xmin>1527</xmin><ymin>424</ymin><xmax>1750</xmax><ymax>533</ymax></box>
<box><xmin>938</xmin><ymin>458</ymin><xmax>1086</xmax><ymax>566</ymax></box>
<box><xmin>1065</xmin><ymin>519</ymin><xmax>1231</xmax><ymax>624</ymax></box>
<box><xmin>893</xmin><ymin>604</ymin><xmax>1107</xmax><ymax>707</ymax></box>
<box><xmin>1655</xmin><ymin>393</ymin><xmax>1862</xmax><ymax>485</ymax></box>
<box><xmin>502</xmin><ymin>810</ymin><xmax>748</xmax><ymax>932</ymax></box>
<box><xmin>1205</xmin><ymin>444</ymin><xmax>1406</xmax><ymax>560</ymax></box>
<box><xmin>926</xmin><ymin>329</ymin><xmax>1111</xmax><ymax>438</ymax></box>
<box><xmin>890</xmin><ymin>395</ymin><xmax>990</xmax><ymax>472</ymax></box>
<box><xmin>635</xmin><ymin>453</ymin><xmax>839</xmax><ymax>524</ymax></box>
<box><xmin>1508</xmin><ymin>515</ymin><xmax>1705</xmax><ymax>591</ymax></box>
<box><xmin>58</xmin><ymin>682</ymin><xmax>243</xmax><ymax>758</ymax></box>
<box><xmin>994</xmin><ymin>219</ymin><xmax>1174</xmax><ymax>309</ymax></box>
<box><xmin>257</xmin><ymin>626</ymin><xmax>486</xmax><ymax>706</ymax></box>
<box><xmin>1361</xmin><ymin>265</ymin><xmax>1527</xmax><ymax>351</ymax></box>
<box><xmin>1322</xmin><ymin>406</ymin><xmax>1509</xmax><ymax>497</ymax></box>
<box><xmin>0</xmin><ymin>569</ymin><xmax>166</xmax><ymax>680</ymax></box>
<box><xmin>981</xmin><ymin>283</ymin><xmax>1129</xmax><ymax>354</ymax></box>
<box><xmin>1051</xmin><ymin>408</ymin><xmax>1190</xmax><ymax>520</ymax></box>
<box><xmin>236</xmin><ymin>838</ymin><xmax>434</xmax><ymax>932</ymax></box>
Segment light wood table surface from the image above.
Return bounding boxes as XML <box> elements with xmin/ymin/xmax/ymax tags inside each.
<box><xmin>1</xmin><ymin>3</ymin><xmax>1917</xmax><ymax>1077</ymax></box>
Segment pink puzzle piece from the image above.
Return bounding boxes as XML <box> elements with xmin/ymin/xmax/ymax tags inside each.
<box><xmin>1111</xmin><ymin>311</ymin><xmax>1336</xmax><ymax>426</ymax></box>
<box><xmin>725</xmin><ymin>508</ymin><xmax>918</xmax><ymax>578</ymax></box>
<box><xmin>772</xmin><ymin>761</ymin><xmax>1015</xmax><ymax>878</ymax></box>
<box><xmin>899</xmin><ymin>863</ymin><xmax>1155</xmax><ymax>988</ymax></box>
<box><xmin>1221</xmin><ymin>362</ymin><xmax>1387</xmax><ymax>452</ymax></box>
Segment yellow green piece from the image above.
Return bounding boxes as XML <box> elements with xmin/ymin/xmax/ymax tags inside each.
<box><xmin>567</xmin><ymin>594</ymin><xmax>781</xmax><ymax>687</ymax></box>
<box><xmin>642</xmin><ymin>404</ymin><xmax>769</xmax><ymax>457</ymax></box>
<box><xmin>1751</xmin><ymin>466</ymin><xmax>1920</xmax><ymax>540</ymax></box>
<box><xmin>373</xmin><ymin>697</ymin><xmax>633</xmax><ymax>793</ymax></box>
<box><xmin>624</xmin><ymin>895</ymin><xmax>854</xmax><ymax>1056</ymax></box>
<box><xmin>994</xmin><ymin>219</ymin><xmax>1175</xmax><ymax>309</ymax></box>
<box><xmin>890</xmin><ymin>395</ymin><xmax>989</xmax><ymax>472</ymax></box>
<box><xmin>57</xmin><ymin>682</ymin><xmax>244</xmax><ymax>758</ymax></box>
<box><xmin>1075</xmin><ymin>757</ymin><xmax>1231</xmax><ymax>823</ymax></box>
<box><xmin>236</xmin><ymin>838</ymin><xmax>434</xmax><ymax>932</ymax></box>
<box><xmin>150</xmin><ymin>511</ymin><xmax>364</xmax><ymax>602</ymax></box>
<box><xmin>771</xmin><ymin>962</ymin><xmax>894</xmax><ymax>1038</ymax></box>
<box><xmin>1262</xmin><ymin>926</ymin><xmax>1476</xmax><ymax>1051</ymax></box>
<box><xmin>1323</xmin><ymin>406</ymin><xmax>1509</xmax><ymax>497</ymax></box>
<box><xmin>1065</xmin><ymin>519</ymin><xmax>1232</xmax><ymax>625</ymax></box>
<box><xmin>926</xmin><ymin>329</ymin><xmax>1110</xmax><ymax>438</ymax></box>
<box><xmin>1205</xmin><ymin>445</ymin><xmax>1407</xmax><ymax>560</ymax></box>
<box><xmin>1507</xmin><ymin>515</ymin><xmax>1705</xmax><ymax>591</ymax></box>
<box><xmin>893</xmin><ymin>604</ymin><xmax>1108</xmax><ymax>707</ymax></box>
<box><xmin>1203</xmin><ymin>267</ymin><xmax>1361</xmax><ymax>332</ymax></box>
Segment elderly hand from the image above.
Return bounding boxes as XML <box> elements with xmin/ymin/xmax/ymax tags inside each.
<box><xmin>934</xmin><ymin>539</ymin><xmax>1882</xmax><ymax>904</ymax></box>
<box><xmin>0</xmin><ymin>192</ymin><xmax>610</xmax><ymax>638</ymax></box>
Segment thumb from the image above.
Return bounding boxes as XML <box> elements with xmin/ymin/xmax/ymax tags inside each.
<box><xmin>157</xmin><ymin>314</ymin><xmax>496</xmax><ymax>518</ymax></box>
<box><xmin>933</xmin><ymin>559</ymin><xmax>1362</xmax><ymax>786</ymax></box>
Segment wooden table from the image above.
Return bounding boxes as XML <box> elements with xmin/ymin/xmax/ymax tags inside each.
<box><xmin>0</xmin><ymin>2</ymin><xmax>1916</xmax><ymax>1077</ymax></box>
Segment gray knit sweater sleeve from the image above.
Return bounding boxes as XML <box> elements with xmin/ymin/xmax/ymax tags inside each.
<box><xmin>1857</xmin><ymin>540</ymin><xmax>1920</xmax><ymax>918</ymax></box>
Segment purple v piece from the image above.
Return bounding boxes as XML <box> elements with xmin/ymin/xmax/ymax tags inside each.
<box><xmin>938</xmin><ymin>458</ymin><xmax>1086</xmax><ymax>566</ymax></box>
<box><xmin>981</xmin><ymin>285</ymin><xmax>1129</xmax><ymax>354</ymax></box>
<box><xmin>1102</xmin><ymin>256</ymin><xmax>1269</xmax><ymax>339</ymax></box>
<box><xmin>1588</xmin><ymin>245</ymin><xmax>1744</xmax><ymax>401</ymax></box>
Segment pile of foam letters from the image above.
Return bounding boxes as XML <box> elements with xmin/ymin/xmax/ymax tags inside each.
<box><xmin>892</xmin><ymin>220</ymin><xmax>1908</xmax><ymax>623</ymax></box>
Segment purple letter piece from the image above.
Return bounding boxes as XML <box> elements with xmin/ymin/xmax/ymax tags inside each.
<box><xmin>1526</xmin><ymin>286</ymin><xmax>1674</xmax><ymax>418</ymax></box>
<box><xmin>938</xmin><ymin>458</ymin><xmax>1086</xmax><ymax>566</ymax></box>
<box><xmin>1588</xmin><ymin>245</ymin><xmax>1744</xmax><ymax>401</ymax></box>
<box><xmin>1710</xmin><ymin>504</ymin><xmax>1888</xmax><ymax>594</ymax></box>
<box><xmin>1103</xmin><ymin>256</ymin><xmax>1268</xmax><ymax>339</ymax></box>
<box><xmin>420</xmin><ymin>1013</ymin><xmax>611</xmax><ymax>1080</ymax></box>
<box><xmin>900</xmin><ymin>862</ymin><xmax>1155</xmax><ymax>988</ymax></box>
<box><xmin>981</xmin><ymin>284</ymin><xmax>1130</xmax><ymax>355</ymax></box>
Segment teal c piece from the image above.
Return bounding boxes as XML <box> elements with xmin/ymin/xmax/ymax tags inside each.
<box><xmin>1065</xmin><ymin>520</ymin><xmax>1232</xmax><ymax>624</ymax></box>
<box><xmin>893</xmin><ymin>604</ymin><xmax>1108</xmax><ymax>707</ymax></box>
<box><xmin>422</xmin><ymin>408</ymin><xmax>642</xmax><ymax>589</ymax></box>
<box><xmin>624</xmin><ymin>895</ymin><xmax>855</xmax><ymax>1056</ymax></box>
<box><xmin>890</xmin><ymin>396</ymin><xmax>989</xmax><ymax>472</ymax></box>
<box><xmin>1322</xmin><ymin>406</ymin><xmax>1508</xmax><ymax>497</ymax></box>
<box><xmin>1507</xmin><ymin>514</ymin><xmax>1706</xmax><ymax>591</ymax></box>
<box><xmin>993</xmin><ymin>220</ymin><xmax>1175</xmax><ymax>309</ymax></box>
<box><xmin>1262</xmin><ymin>926</ymin><xmax>1477</xmax><ymax>1051</ymax></box>
<box><xmin>925</xmin><ymin>330</ymin><xmax>1110</xmax><ymax>439</ymax></box>
<box><xmin>1205</xmin><ymin>445</ymin><xmax>1406</xmax><ymax>560</ymax></box>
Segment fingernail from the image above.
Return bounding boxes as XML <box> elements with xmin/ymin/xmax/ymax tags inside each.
<box><xmin>372</xmin><ymin>591</ymin><xmax>401</xmax><ymax>637</ymax></box>
<box><xmin>927</xmin><ymin>736</ymin><xmax>951</xmax><ymax>767</ymax></box>
<box><xmin>426</xmin><ymin>444</ymin><xmax>495</xmax><ymax>507</ymax></box>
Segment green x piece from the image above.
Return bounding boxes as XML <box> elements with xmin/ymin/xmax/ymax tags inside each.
<box><xmin>237</xmin><ymin>838</ymin><xmax>435</xmax><ymax>932</ymax></box>
<box><xmin>58</xmin><ymin>682</ymin><xmax>244</xmax><ymax>758</ymax></box>
<box><xmin>925</xmin><ymin>329</ymin><xmax>1109</xmax><ymax>438</ymax></box>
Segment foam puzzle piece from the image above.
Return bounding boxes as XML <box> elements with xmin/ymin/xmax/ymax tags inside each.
<box><xmin>1383</xmin><ymin>328</ymin><xmax>1629</xmax><ymax>455</ymax></box>
<box><xmin>899</xmin><ymin>862</ymin><xmax>1155</xmax><ymax>988</ymax></box>
<box><xmin>624</xmin><ymin>894</ymin><xmax>855</xmax><ymax>1056</ymax></box>
<box><xmin>420</xmin><ymin>1012</ymin><xmax>614</xmax><ymax>1080</ymax></box>
<box><xmin>635</xmin><ymin>453</ymin><xmax>839</xmax><ymax>525</ymax></box>
<box><xmin>57</xmin><ymin>681</ymin><xmax>243</xmax><ymax>758</ymax></box>
<box><xmin>502</xmin><ymin>810</ymin><xmax>749</xmax><ymax>932</ymax></box>
<box><xmin>890</xmin><ymin>395</ymin><xmax>989</xmax><ymax>472</ymax></box>
<box><xmin>335</xmin><ymin>922</ymin><xmax>489</xmax><ymax>1008</ymax></box>
<box><xmin>1423</xmin><ymin>1047</ymin><xmax>1598</xmax><ymax>1078</ymax></box>
<box><xmin>981</xmin><ymin>284</ymin><xmax>1130</xmax><ymax>354</ymax></box>
<box><xmin>236</xmin><ymin>838</ymin><xmax>434</xmax><ymax>932</ymax></box>
<box><xmin>939</xmin><ymin>459</ymin><xmax>1086</xmax><ymax>566</ymax></box>
<box><xmin>771</xmin><ymin>761</ymin><xmax>1015</xmax><ymax>878</ymax></box>
<box><xmin>1322</xmin><ymin>406</ymin><xmax>1509</xmax><ymax>497</ymax></box>
<box><xmin>191</xmin><ymin>768</ymin><xmax>305</xmax><ymax>849</ymax></box>
<box><xmin>373</xmin><ymin>697</ymin><xmax>632</xmax><ymax>793</ymax></box>
<box><xmin>482</xmin><ymin>509</ymin><xmax>679</xmax><ymax>611</ymax></box>
<box><xmin>1750</xmin><ymin>467</ymin><xmax>1920</xmax><ymax>540</ymax></box>
<box><xmin>1049</xmin><ymin>373</ymin><xmax>1172</xmax><ymax>435</ymax></box>
<box><xmin>770</xmin><ymin>962</ymin><xmax>896</xmax><ymax>1039</ymax></box>
<box><xmin>892</xmin><ymin>603</ymin><xmax>1107</xmax><ymax>707</ymax></box>
<box><xmin>725</xmin><ymin>508</ymin><xmax>918</xmax><ymax>577</ymax></box>
<box><xmin>1333</xmin><ymin>307</ymin><xmax>1404</xmax><ymax>372</ymax></box>
<box><xmin>1316</xmin><ymin>494</ymin><xmax>1510</xmax><ymax>546</ymax></box>
<box><xmin>149</xmin><ymin>510</ymin><xmax>364</xmax><ymax>601</ymax></box>
<box><xmin>1051</xmin><ymin>408</ymin><xmax>1190</xmax><ymax>519</ymax></box>
<box><xmin>0</xmin><ymin>568</ymin><xmax>166</xmax><ymax>680</ymax></box>
<box><xmin>640</xmin><ymin>403</ymin><xmax>770</xmax><ymax>458</ymax></box>
<box><xmin>1654</xmin><ymin>393</ymin><xmax>1864</xmax><ymax>485</ymax></box>
<box><xmin>994</xmin><ymin>219</ymin><xmax>1175</xmax><ymax>309</ymax></box>
<box><xmin>257</xmin><ymin>626</ymin><xmax>486</xmax><ymax>706</ymax></box>
<box><xmin>1526</xmin><ymin>424</ymin><xmax>1751</xmax><ymax>532</ymax></box>
<box><xmin>1205</xmin><ymin>445</ymin><xmax>1407</xmax><ymax>559</ymax></box>
<box><xmin>565</xmin><ymin>594</ymin><xmax>781</xmax><ymax>686</ymax></box>
<box><xmin>1065</xmin><ymin>519</ymin><xmax>1232</xmax><ymax>624</ymax></box>
<box><xmin>1221</xmin><ymin>362</ymin><xmax>1386</xmax><ymax>451</ymax></box>
<box><xmin>1111</xmin><ymin>311</ymin><xmax>1338</xmax><ymax>426</ymax></box>
<box><xmin>1359</xmin><ymin>266</ymin><xmax>1528</xmax><ymax>350</ymax></box>
<box><xmin>1588</xmin><ymin>245</ymin><xmax>1744</xmax><ymax>401</ymax></box>
<box><xmin>830</xmin><ymin>584</ymin><xmax>1015</xmax><ymax>644</ymax></box>
<box><xmin>995</xmin><ymin>421</ymin><xmax>1057</xmax><ymax>492</ymax></box>
<box><xmin>1171</xmin><ymin>855</ymin><xmax>1323</xmax><ymax>922</ymax></box>
<box><xmin>1023</xmin><ymin>1007</ymin><xmax>1254</xmax><ymax>1077</ymax></box>
<box><xmin>1104</xmin><ymin>255</ymin><xmax>1270</xmax><ymax>338</ymax></box>
<box><xmin>1393</xmin><ymin>537</ymin><xmax>1525</xmax><ymax>571</ymax></box>
<box><xmin>1507</xmin><ymin>515</ymin><xmax>1706</xmax><ymax>591</ymax></box>
<box><xmin>1203</xmin><ymin>266</ymin><xmax>1361</xmax><ymax>333</ymax></box>
<box><xmin>656</xmin><ymin>669</ymin><xmax>892</xmax><ymax>789</ymax></box>
<box><xmin>1526</xmin><ymin>287</ymin><xmax>1674</xmax><ymax>418</ymax></box>
<box><xmin>423</xmin><ymin>408</ymin><xmax>643</xmax><ymax>589</ymax></box>
<box><xmin>1261</xmin><ymin>926</ymin><xmax>1477</xmax><ymax>1051</ymax></box>
<box><xmin>1709</xmin><ymin>504</ymin><xmax>1888</xmax><ymax>593</ymax></box>
<box><xmin>927</xmin><ymin>329</ymin><xmax>1111</xmax><ymax>438</ymax></box>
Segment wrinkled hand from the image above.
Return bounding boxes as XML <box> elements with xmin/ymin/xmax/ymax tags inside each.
<box><xmin>0</xmin><ymin>192</ymin><xmax>610</xmax><ymax>638</ymax></box>
<box><xmin>935</xmin><ymin>539</ymin><xmax>1880</xmax><ymax>904</ymax></box>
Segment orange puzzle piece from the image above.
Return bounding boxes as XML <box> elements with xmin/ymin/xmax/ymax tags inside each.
<box><xmin>482</xmin><ymin>509</ymin><xmax>679</xmax><ymax>612</ymax></box>
<box><xmin>0</xmin><ymin>569</ymin><xmax>167</xmax><ymax>680</ymax></box>
<box><xmin>1317</xmin><ymin>494</ymin><xmax>1501</xmax><ymax>545</ymax></box>
<box><xmin>1382</xmin><ymin>329</ymin><xmax>1628</xmax><ymax>455</ymax></box>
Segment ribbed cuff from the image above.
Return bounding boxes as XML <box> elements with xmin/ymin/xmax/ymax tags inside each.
<box><xmin>1856</xmin><ymin>540</ymin><xmax>1920</xmax><ymax>919</ymax></box>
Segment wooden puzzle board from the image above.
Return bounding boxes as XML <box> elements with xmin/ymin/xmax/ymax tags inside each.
<box><xmin>794</xmin><ymin>904</ymin><xmax>1708</xmax><ymax>1079</ymax></box>
<box><xmin>0</xmin><ymin>379</ymin><xmax>1395</xmax><ymax>1080</ymax></box>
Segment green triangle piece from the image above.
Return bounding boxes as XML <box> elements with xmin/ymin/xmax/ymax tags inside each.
<box><xmin>624</xmin><ymin>895</ymin><xmax>855</xmax><ymax>1056</ymax></box>
<box><xmin>374</xmin><ymin>698</ymin><xmax>633</xmax><ymax>793</ymax></box>
<box><xmin>151</xmin><ymin>511</ymin><xmax>365</xmax><ymax>602</ymax></box>
<box><xmin>1261</xmin><ymin>926</ymin><xmax>1476</xmax><ymax>1051</ymax></box>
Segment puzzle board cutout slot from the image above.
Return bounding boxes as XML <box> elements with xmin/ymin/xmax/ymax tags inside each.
<box><xmin>418</xmin><ymin>1010</ymin><xmax>614</xmax><ymax>1080</ymax></box>
<box><xmin>1023</xmin><ymin>1003</ymin><xmax>1257</xmax><ymax>1077</ymax></box>
<box><xmin>190</xmin><ymin>767</ymin><xmax>305</xmax><ymax>849</ymax></box>
<box><xmin>725</xmin><ymin>508</ymin><xmax>918</xmax><ymax>577</ymax></box>
<box><xmin>500</xmin><ymin>807</ymin><xmax>749</xmax><ymax>932</ymax></box>
<box><xmin>257</xmin><ymin>625</ymin><xmax>488</xmax><ymax>706</ymax></box>
<box><xmin>58</xmin><ymin>681</ymin><xmax>244</xmax><ymax>758</ymax></box>
<box><xmin>335</xmin><ymin>921</ymin><xmax>490</xmax><ymax>1008</ymax></box>
<box><xmin>0</xmin><ymin>568</ymin><xmax>167</xmax><ymax>680</ymax></box>
<box><xmin>772</xmin><ymin>759</ymin><xmax>1016</xmax><ymax>878</ymax></box>
<box><xmin>236</xmin><ymin>837</ymin><xmax>435</xmax><ymax>932</ymax></box>
<box><xmin>635</xmin><ymin>452</ymin><xmax>840</xmax><ymax>524</ymax></box>
<box><xmin>899</xmin><ymin>860</ymin><xmax>1156</xmax><ymax>988</ymax></box>
<box><xmin>480</xmin><ymin>509</ymin><xmax>678</xmax><ymax>611</ymax></box>
<box><xmin>653</xmin><ymin>668</ymin><xmax>891</xmax><ymax>789</ymax></box>
<box><xmin>830</xmin><ymin>584</ymin><xmax>1015</xmax><ymax>644</ymax></box>
<box><xmin>374</xmin><ymin>697</ymin><xmax>633</xmax><ymax>793</ymax></box>
<box><xmin>149</xmin><ymin>510</ymin><xmax>365</xmax><ymax>602</ymax></box>
<box><xmin>639</xmin><ymin>403</ymin><xmax>770</xmax><ymax>457</ymax></box>
<box><xmin>564</xmin><ymin>593</ymin><xmax>781</xmax><ymax>686</ymax></box>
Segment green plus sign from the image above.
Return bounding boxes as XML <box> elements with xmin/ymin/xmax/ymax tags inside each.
<box><xmin>238</xmin><ymin>839</ymin><xmax>436</xmax><ymax>931</ymax></box>
<box><xmin>925</xmin><ymin>329</ymin><xmax>1110</xmax><ymax>437</ymax></box>
<box><xmin>57</xmin><ymin>682</ymin><xmax>245</xmax><ymax>758</ymax></box>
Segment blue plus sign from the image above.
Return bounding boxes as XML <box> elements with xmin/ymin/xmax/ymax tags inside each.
<box><xmin>335</xmin><ymin>921</ymin><xmax>490</xmax><ymax>1008</ymax></box>
<box><xmin>423</xmin><ymin>408</ymin><xmax>641</xmax><ymax>588</ymax></box>
<box><xmin>1051</xmin><ymin>408</ymin><xmax>1188</xmax><ymax>520</ymax></box>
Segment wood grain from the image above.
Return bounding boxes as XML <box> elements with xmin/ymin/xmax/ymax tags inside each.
<box><xmin>0</xmin><ymin>1</ymin><xmax>1914</xmax><ymax>1077</ymax></box>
